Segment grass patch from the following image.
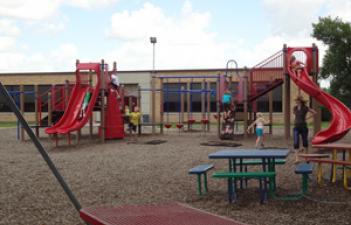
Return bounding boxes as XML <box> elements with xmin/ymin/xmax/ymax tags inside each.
<box><xmin>0</xmin><ymin>121</ymin><xmax>36</xmax><ymax>128</ymax></box>
<box><xmin>0</xmin><ymin>121</ymin><xmax>17</xmax><ymax>128</ymax></box>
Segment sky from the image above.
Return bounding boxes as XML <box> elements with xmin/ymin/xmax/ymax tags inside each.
<box><xmin>0</xmin><ymin>0</ymin><xmax>350</xmax><ymax>83</ymax></box>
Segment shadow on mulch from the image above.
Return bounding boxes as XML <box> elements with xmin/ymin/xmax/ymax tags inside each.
<box><xmin>200</xmin><ymin>141</ymin><xmax>242</xmax><ymax>147</ymax></box>
<box><xmin>128</xmin><ymin>139</ymin><xmax>167</xmax><ymax>145</ymax></box>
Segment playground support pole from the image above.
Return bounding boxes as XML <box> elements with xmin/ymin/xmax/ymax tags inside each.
<box><xmin>187</xmin><ymin>81</ymin><xmax>191</xmax><ymax>131</ymax></box>
<box><xmin>207</xmin><ymin>81</ymin><xmax>211</xmax><ymax>132</ymax></box>
<box><xmin>34</xmin><ymin>85</ymin><xmax>39</xmax><ymax>137</ymax></box>
<box><xmin>243</xmin><ymin>68</ymin><xmax>249</xmax><ymax>138</ymax></box>
<box><xmin>137</xmin><ymin>85</ymin><xmax>142</xmax><ymax>135</ymax></box>
<box><xmin>88</xmin><ymin>68</ymin><xmax>93</xmax><ymax>138</ymax></box>
<box><xmin>269</xmin><ymin>77</ymin><xmax>273</xmax><ymax>135</ymax></box>
<box><xmin>20</xmin><ymin>85</ymin><xmax>25</xmax><ymax>141</ymax></box>
<box><xmin>312</xmin><ymin>43</ymin><xmax>321</xmax><ymax>135</ymax></box>
<box><xmin>151</xmin><ymin>76</ymin><xmax>156</xmax><ymax>134</ymax></box>
<box><xmin>48</xmin><ymin>87</ymin><xmax>52</xmax><ymax>127</ymax></box>
<box><xmin>100</xmin><ymin>60</ymin><xmax>106</xmax><ymax>143</ymax></box>
<box><xmin>181</xmin><ymin>86</ymin><xmax>185</xmax><ymax>131</ymax></box>
<box><xmin>283</xmin><ymin>44</ymin><xmax>291</xmax><ymax>140</ymax></box>
<box><xmin>160</xmin><ymin>78</ymin><xmax>164</xmax><ymax>134</ymax></box>
<box><xmin>201</xmin><ymin>79</ymin><xmax>206</xmax><ymax>132</ymax></box>
<box><xmin>77</xmin><ymin>66</ymin><xmax>81</xmax><ymax>147</ymax></box>
<box><xmin>64</xmin><ymin>79</ymin><xmax>70</xmax><ymax>108</ymax></box>
<box><xmin>216</xmin><ymin>76</ymin><xmax>221</xmax><ymax>138</ymax></box>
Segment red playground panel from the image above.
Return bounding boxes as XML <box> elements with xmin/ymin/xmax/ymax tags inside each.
<box><xmin>80</xmin><ymin>202</ymin><xmax>248</xmax><ymax>225</ymax></box>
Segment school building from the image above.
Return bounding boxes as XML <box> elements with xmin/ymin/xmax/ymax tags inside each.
<box><xmin>0</xmin><ymin>66</ymin><xmax>307</xmax><ymax>126</ymax></box>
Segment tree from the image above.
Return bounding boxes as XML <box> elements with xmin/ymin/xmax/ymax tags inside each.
<box><xmin>312</xmin><ymin>17</ymin><xmax>351</xmax><ymax>106</ymax></box>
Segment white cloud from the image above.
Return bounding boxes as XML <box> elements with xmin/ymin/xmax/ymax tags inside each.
<box><xmin>31</xmin><ymin>20</ymin><xmax>67</xmax><ymax>34</ymax></box>
<box><xmin>261</xmin><ymin>0</ymin><xmax>351</xmax><ymax>36</ymax></box>
<box><xmin>261</xmin><ymin>0</ymin><xmax>325</xmax><ymax>36</ymax></box>
<box><xmin>0</xmin><ymin>43</ymin><xmax>78</xmax><ymax>72</ymax></box>
<box><xmin>0</xmin><ymin>36</ymin><xmax>16</xmax><ymax>51</ymax></box>
<box><xmin>0</xmin><ymin>0</ymin><xmax>118</xmax><ymax>20</ymax></box>
<box><xmin>324</xmin><ymin>0</ymin><xmax>351</xmax><ymax>21</ymax></box>
<box><xmin>66</xmin><ymin>0</ymin><xmax>119</xmax><ymax>9</ymax></box>
<box><xmin>106</xmin><ymin>1</ymin><xmax>239</xmax><ymax>70</ymax></box>
<box><xmin>0</xmin><ymin>0</ymin><xmax>61</xmax><ymax>20</ymax></box>
<box><xmin>0</xmin><ymin>19</ymin><xmax>21</xmax><ymax>36</ymax></box>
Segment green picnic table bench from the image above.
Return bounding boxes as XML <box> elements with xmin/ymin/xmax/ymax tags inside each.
<box><xmin>213</xmin><ymin>171</ymin><xmax>276</xmax><ymax>203</ymax></box>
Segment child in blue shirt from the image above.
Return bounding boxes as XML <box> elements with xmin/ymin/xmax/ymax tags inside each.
<box><xmin>222</xmin><ymin>89</ymin><xmax>232</xmax><ymax>111</ymax></box>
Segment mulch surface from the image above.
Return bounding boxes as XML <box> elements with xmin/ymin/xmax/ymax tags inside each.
<box><xmin>201</xmin><ymin>141</ymin><xmax>242</xmax><ymax>147</ymax></box>
<box><xmin>1</xmin><ymin>127</ymin><xmax>351</xmax><ymax>225</ymax></box>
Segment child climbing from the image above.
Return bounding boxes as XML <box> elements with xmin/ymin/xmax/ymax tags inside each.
<box><xmin>223</xmin><ymin>108</ymin><xmax>235</xmax><ymax>134</ymax></box>
<box><xmin>247</xmin><ymin>112</ymin><xmax>268</xmax><ymax>149</ymax></box>
<box><xmin>110</xmin><ymin>72</ymin><xmax>121</xmax><ymax>99</ymax></box>
<box><xmin>290</xmin><ymin>55</ymin><xmax>305</xmax><ymax>95</ymax></box>
<box><xmin>222</xmin><ymin>88</ymin><xmax>232</xmax><ymax>112</ymax></box>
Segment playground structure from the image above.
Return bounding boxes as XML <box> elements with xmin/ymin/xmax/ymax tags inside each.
<box><xmin>5</xmin><ymin>44</ymin><xmax>351</xmax><ymax>145</ymax></box>
<box><xmin>44</xmin><ymin>60</ymin><xmax>126</xmax><ymax>144</ymax></box>
<box><xmin>138</xmin><ymin>74</ymin><xmax>223</xmax><ymax>135</ymax></box>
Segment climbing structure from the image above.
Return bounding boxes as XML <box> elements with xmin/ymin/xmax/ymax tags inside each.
<box><xmin>45</xmin><ymin>61</ymin><xmax>124</xmax><ymax>143</ymax></box>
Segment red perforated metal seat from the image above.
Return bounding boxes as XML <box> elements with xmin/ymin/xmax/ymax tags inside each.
<box><xmin>201</xmin><ymin>119</ymin><xmax>209</xmax><ymax>124</ymax></box>
<box><xmin>176</xmin><ymin>124</ymin><xmax>184</xmax><ymax>129</ymax></box>
<box><xmin>164</xmin><ymin>124</ymin><xmax>172</xmax><ymax>129</ymax></box>
<box><xmin>80</xmin><ymin>203</ymin><xmax>248</xmax><ymax>225</ymax></box>
<box><xmin>187</xmin><ymin>119</ymin><xmax>195</xmax><ymax>124</ymax></box>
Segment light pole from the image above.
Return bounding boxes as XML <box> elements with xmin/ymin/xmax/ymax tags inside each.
<box><xmin>150</xmin><ymin>37</ymin><xmax>157</xmax><ymax>134</ymax></box>
<box><xmin>150</xmin><ymin>37</ymin><xmax>157</xmax><ymax>70</ymax></box>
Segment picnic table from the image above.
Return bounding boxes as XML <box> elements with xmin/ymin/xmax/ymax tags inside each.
<box><xmin>312</xmin><ymin>143</ymin><xmax>351</xmax><ymax>190</ymax></box>
<box><xmin>208</xmin><ymin>149</ymin><xmax>289</xmax><ymax>202</ymax></box>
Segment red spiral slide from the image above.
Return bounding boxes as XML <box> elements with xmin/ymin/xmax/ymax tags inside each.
<box><xmin>287</xmin><ymin>57</ymin><xmax>351</xmax><ymax>144</ymax></box>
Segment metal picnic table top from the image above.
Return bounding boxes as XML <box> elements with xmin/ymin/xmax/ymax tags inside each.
<box><xmin>208</xmin><ymin>149</ymin><xmax>290</xmax><ymax>159</ymax></box>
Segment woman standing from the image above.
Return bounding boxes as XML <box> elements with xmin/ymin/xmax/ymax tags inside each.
<box><xmin>293</xmin><ymin>96</ymin><xmax>316</xmax><ymax>162</ymax></box>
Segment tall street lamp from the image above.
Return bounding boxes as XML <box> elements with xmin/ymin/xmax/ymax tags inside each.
<box><xmin>149</xmin><ymin>37</ymin><xmax>157</xmax><ymax>134</ymax></box>
<box><xmin>150</xmin><ymin>37</ymin><xmax>157</xmax><ymax>70</ymax></box>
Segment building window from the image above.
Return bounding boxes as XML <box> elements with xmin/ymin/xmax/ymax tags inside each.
<box><xmin>0</xmin><ymin>85</ymin><xmax>19</xmax><ymax>112</ymax></box>
<box><xmin>256</xmin><ymin>85</ymin><xmax>282</xmax><ymax>112</ymax></box>
<box><xmin>163</xmin><ymin>83</ymin><xmax>187</xmax><ymax>112</ymax></box>
<box><xmin>38</xmin><ymin>85</ymin><xmax>52</xmax><ymax>112</ymax></box>
<box><xmin>163</xmin><ymin>82</ymin><xmax>218</xmax><ymax>113</ymax></box>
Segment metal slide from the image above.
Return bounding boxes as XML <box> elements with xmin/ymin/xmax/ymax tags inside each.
<box><xmin>287</xmin><ymin>66</ymin><xmax>351</xmax><ymax>144</ymax></box>
<box><xmin>45</xmin><ymin>63</ymin><xmax>101</xmax><ymax>135</ymax></box>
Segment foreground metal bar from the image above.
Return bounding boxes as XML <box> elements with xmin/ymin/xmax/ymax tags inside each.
<box><xmin>0</xmin><ymin>82</ymin><xmax>82</xmax><ymax>212</ymax></box>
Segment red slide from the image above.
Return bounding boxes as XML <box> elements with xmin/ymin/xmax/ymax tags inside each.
<box><xmin>45</xmin><ymin>63</ymin><xmax>101</xmax><ymax>135</ymax></box>
<box><xmin>287</xmin><ymin>66</ymin><xmax>351</xmax><ymax>144</ymax></box>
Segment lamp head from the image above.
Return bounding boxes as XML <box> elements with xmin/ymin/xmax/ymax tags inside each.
<box><xmin>150</xmin><ymin>37</ymin><xmax>157</xmax><ymax>44</ymax></box>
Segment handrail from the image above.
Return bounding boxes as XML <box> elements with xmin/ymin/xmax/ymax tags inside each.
<box><xmin>37</xmin><ymin>84</ymin><xmax>74</xmax><ymax>126</ymax></box>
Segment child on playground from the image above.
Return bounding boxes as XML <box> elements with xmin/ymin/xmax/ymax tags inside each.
<box><xmin>223</xmin><ymin>108</ymin><xmax>235</xmax><ymax>134</ymax></box>
<box><xmin>247</xmin><ymin>112</ymin><xmax>268</xmax><ymax>149</ymax></box>
<box><xmin>128</xmin><ymin>106</ymin><xmax>141</xmax><ymax>135</ymax></box>
<box><xmin>110</xmin><ymin>72</ymin><xmax>121</xmax><ymax>99</ymax></box>
<box><xmin>290</xmin><ymin>55</ymin><xmax>305</xmax><ymax>95</ymax></box>
<box><xmin>290</xmin><ymin>55</ymin><xmax>305</xmax><ymax>77</ymax></box>
<box><xmin>79</xmin><ymin>91</ymin><xmax>91</xmax><ymax>119</ymax></box>
<box><xmin>222</xmin><ymin>88</ymin><xmax>232</xmax><ymax>112</ymax></box>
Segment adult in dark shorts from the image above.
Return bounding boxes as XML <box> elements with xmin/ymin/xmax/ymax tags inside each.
<box><xmin>293</xmin><ymin>95</ymin><xmax>316</xmax><ymax>162</ymax></box>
